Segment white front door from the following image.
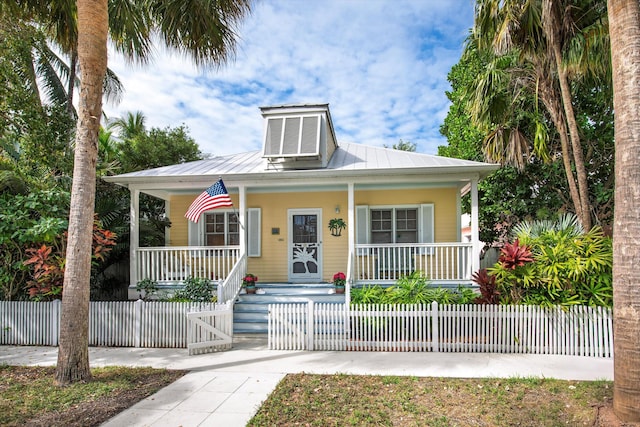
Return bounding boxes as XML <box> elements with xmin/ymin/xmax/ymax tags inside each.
<box><xmin>288</xmin><ymin>209</ymin><xmax>322</xmax><ymax>282</ymax></box>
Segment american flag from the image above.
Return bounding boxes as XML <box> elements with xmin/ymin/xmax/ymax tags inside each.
<box><xmin>184</xmin><ymin>179</ymin><xmax>233</xmax><ymax>222</ymax></box>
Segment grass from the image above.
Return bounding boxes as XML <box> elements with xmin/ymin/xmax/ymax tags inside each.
<box><xmin>0</xmin><ymin>364</ymin><xmax>185</xmax><ymax>427</ymax></box>
<box><xmin>248</xmin><ymin>374</ymin><xmax>613</xmax><ymax>426</ymax></box>
<box><xmin>0</xmin><ymin>364</ymin><xmax>617</xmax><ymax>426</ymax></box>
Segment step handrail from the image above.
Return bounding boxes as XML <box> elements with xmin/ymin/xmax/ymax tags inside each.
<box><xmin>217</xmin><ymin>254</ymin><xmax>247</xmax><ymax>304</ymax></box>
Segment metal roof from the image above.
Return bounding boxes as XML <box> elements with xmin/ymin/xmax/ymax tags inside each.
<box><xmin>104</xmin><ymin>142</ymin><xmax>498</xmax><ymax>185</ymax></box>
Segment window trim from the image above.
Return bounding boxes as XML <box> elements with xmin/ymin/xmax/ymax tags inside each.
<box><xmin>356</xmin><ymin>203</ymin><xmax>434</xmax><ymax>248</ymax></box>
<box><xmin>203</xmin><ymin>210</ymin><xmax>239</xmax><ymax>246</ymax></box>
<box><xmin>189</xmin><ymin>209</ymin><xmax>239</xmax><ymax>247</ymax></box>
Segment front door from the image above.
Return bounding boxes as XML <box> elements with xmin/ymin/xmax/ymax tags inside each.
<box><xmin>288</xmin><ymin>209</ymin><xmax>322</xmax><ymax>282</ymax></box>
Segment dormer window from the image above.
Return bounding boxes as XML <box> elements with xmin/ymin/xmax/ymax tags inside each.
<box><xmin>260</xmin><ymin>104</ymin><xmax>338</xmax><ymax>169</ymax></box>
<box><xmin>264</xmin><ymin>115</ymin><xmax>320</xmax><ymax>158</ymax></box>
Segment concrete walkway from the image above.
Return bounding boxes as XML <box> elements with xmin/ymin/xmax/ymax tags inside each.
<box><xmin>0</xmin><ymin>338</ymin><xmax>613</xmax><ymax>427</ymax></box>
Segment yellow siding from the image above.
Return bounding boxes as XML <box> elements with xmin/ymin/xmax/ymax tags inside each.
<box><xmin>168</xmin><ymin>186</ymin><xmax>458</xmax><ymax>282</ymax></box>
<box><xmin>247</xmin><ymin>191</ymin><xmax>348</xmax><ymax>283</ymax></box>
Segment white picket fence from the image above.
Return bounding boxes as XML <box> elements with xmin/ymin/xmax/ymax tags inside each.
<box><xmin>0</xmin><ymin>300</ymin><xmax>232</xmax><ymax>350</ymax></box>
<box><xmin>268</xmin><ymin>302</ymin><xmax>614</xmax><ymax>358</ymax></box>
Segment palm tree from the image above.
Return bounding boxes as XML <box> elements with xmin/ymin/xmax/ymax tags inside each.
<box><xmin>607</xmin><ymin>0</ymin><xmax>640</xmax><ymax>421</ymax></box>
<box><xmin>107</xmin><ymin>111</ymin><xmax>147</xmax><ymax>141</ymax></box>
<box><xmin>55</xmin><ymin>0</ymin><xmax>108</xmax><ymax>385</ymax></box>
<box><xmin>56</xmin><ymin>0</ymin><xmax>252</xmax><ymax>385</ymax></box>
<box><xmin>471</xmin><ymin>0</ymin><xmax>608</xmax><ymax>230</ymax></box>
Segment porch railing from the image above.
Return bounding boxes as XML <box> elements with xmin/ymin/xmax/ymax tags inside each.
<box><xmin>217</xmin><ymin>254</ymin><xmax>247</xmax><ymax>304</ymax></box>
<box><xmin>136</xmin><ymin>246</ymin><xmax>240</xmax><ymax>284</ymax></box>
<box><xmin>354</xmin><ymin>243</ymin><xmax>473</xmax><ymax>284</ymax></box>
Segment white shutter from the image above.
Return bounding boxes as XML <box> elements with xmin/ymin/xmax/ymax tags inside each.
<box><xmin>247</xmin><ymin>208</ymin><xmax>261</xmax><ymax>257</ymax></box>
<box><xmin>188</xmin><ymin>216</ymin><xmax>203</xmax><ymax>246</ymax></box>
<box><xmin>356</xmin><ymin>205</ymin><xmax>369</xmax><ymax>255</ymax></box>
<box><xmin>300</xmin><ymin>116</ymin><xmax>319</xmax><ymax>154</ymax></box>
<box><xmin>419</xmin><ymin>204</ymin><xmax>434</xmax><ymax>254</ymax></box>
<box><xmin>264</xmin><ymin>118</ymin><xmax>283</xmax><ymax>156</ymax></box>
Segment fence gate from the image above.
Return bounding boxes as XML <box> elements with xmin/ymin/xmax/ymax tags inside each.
<box><xmin>187</xmin><ymin>305</ymin><xmax>233</xmax><ymax>355</ymax></box>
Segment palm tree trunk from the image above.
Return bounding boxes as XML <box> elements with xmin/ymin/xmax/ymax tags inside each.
<box><xmin>536</xmin><ymin>68</ymin><xmax>583</xmax><ymax>224</ymax></box>
<box><xmin>55</xmin><ymin>0</ymin><xmax>108</xmax><ymax>385</ymax></box>
<box><xmin>551</xmin><ymin>43</ymin><xmax>592</xmax><ymax>230</ymax></box>
<box><xmin>608</xmin><ymin>0</ymin><xmax>640</xmax><ymax>422</ymax></box>
<box><xmin>542</xmin><ymin>0</ymin><xmax>592</xmax><ymax>231</ymax></box>
<box><xmin>66</xmin><ymin>49</ymin><xmax>78</xmax><ymax>118</ymax></box>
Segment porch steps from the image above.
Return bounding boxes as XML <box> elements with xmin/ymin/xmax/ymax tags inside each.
<box><xmin>233</xmin><ymin>282</ymin><xmax>345</xmax><ymax>334</ymax></box>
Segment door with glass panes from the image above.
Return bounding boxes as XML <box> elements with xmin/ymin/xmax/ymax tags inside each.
<box><xmin>288</xmin><ymin>209</ymin><xmax>322</xmax><ymax>282</ymax></box>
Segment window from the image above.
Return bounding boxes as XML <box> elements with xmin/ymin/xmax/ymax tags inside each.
<box><xmin>370</xmin><ymin>208</ymin><xmax>418</xmax><ymax>244</ymax></box>
<box><xmin>204</xmin><ymin>212</ymin><xmax>239</xmax><ymax>246</ymax></box>
<box><xmin>356</xmin><ymin>204</ymin><xmax>433</xmax><ymax>247</ymax></box>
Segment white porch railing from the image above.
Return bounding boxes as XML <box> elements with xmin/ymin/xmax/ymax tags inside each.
<box><xmin>355</xmin><ymin>243</ymin><xmax>473</xmax><ymax>283</ymax></box>
<box><xmin>268</xmin><ymin>302</ymin><xmax>614</xmax><ymax>357</ymax></box>
<box><xmin>217</xmin><ymin>254</ymin><xmax>247</xmax><ymax>304</ymax></box>
<box><xmin>136</xmin><ymin>246</ymin><xmax>240</xmax><ymax>284</ymax></box>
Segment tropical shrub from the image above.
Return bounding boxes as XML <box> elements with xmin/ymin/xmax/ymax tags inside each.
<box><xmin>488</xmin><ymin>214</ymin><xmax>612</xmax><ymax>307</ymax></box>
<box><xmin>170</xmin><ymin>277</ymin><xmax>216</xmax><ymax>302</ymax></box>
<box><xmin>0</xmin><ymin>189</ymin><xmax>69</xmax><ymax>300</ymax></box>
<box><xmin>22</xmin><ymin>219</ymin><xmax>117</xmax><ymax>301</ymax></box>
<box><xmin>471</xmin><ymin>268</ymin><xmax>500</xmax><ymax>304</ymax></box>
<box><xmin>23</xmin><ymin>245</ymin><xmax>64</xmax><ymax>301</ymax></box>
<box><xmin>351</xmin><ymin>272</ymin><xmax>478</xmax><ymax>305</ymax></box>
<box><xmin>135</xmin><ymin>278</ymin><xmax>160</xmax><ymax>300</ymax></box>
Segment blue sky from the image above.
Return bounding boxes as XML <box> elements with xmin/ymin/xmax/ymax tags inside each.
<box><xmin>104</xmin><ymin>0</ymin><xmax>475</xmax><ymax>157</ymax></box>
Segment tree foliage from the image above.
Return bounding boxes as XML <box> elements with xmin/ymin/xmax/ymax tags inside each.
<box><xmin>116</xmin><ymin>124</ymin><xmax>203</xmax><ymax>172</ymax></box>
<box><xmin>439</xmin><ymin>8</ymin><xmax>614</xmax><ymax>244</ymax></box>
<box><xmin>385</xmin><ymin>139</ymin><xmax>417</xmax><ymax>152</ymax></box>
<box><xmin>467</xmin><ymin>0</ymin><xmax>610</xmax><ymax>231</ymax></box>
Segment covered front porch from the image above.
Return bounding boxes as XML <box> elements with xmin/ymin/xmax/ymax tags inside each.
<box><xmin>126</xmin><ymin>176</ymin><xmax>484</xmax><ymax>302</ymax></box>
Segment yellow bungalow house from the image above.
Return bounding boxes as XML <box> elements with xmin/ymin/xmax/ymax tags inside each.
<box><xmin>105</xmin><ymin>104</ymin><xmax>498</xmax><ymax>302</ymax></box>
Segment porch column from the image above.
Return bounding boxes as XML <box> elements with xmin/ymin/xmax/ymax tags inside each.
<box><xmin>347</xmin><ymin>183</ymin><xmax>355</xmax><ymax>260</ymax></box>
<box><xmin>470</xmin><ymin>177</ymin><xmax>480</xmax><ymax>274</ymax></box>
<box><xmin>130</xmin><ymin>187</ymin><xmax>140</xmax><ymax>288</ymax></box>
<box><xmin>238</xmin><ymin>184</ymin><xmax>246</xmax><ymax>256</ymax></box>
<box><xmin>347</xmin><ymin>183</ymin><xmax>355</xmax><ymax>304</ymax></box>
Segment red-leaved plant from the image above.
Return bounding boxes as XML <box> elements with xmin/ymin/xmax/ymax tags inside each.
<box><xmin>24</xmin><ymin>245</ymin><xmax>65</xmax><ymax>300</ymax></box>
<box><xmin>472</xmin><ymin>268</ymin><xmax>500</xmax><ymax>304</ymax></box>
<box><xmin>498</xmin><ymin>239</ymin><xmax>534</xmax><ymax>270</ymax></box>
<box><xmin>24</xmin><ymin>218</ymin><xmax>116</xmax><ymax>300</ymax></box>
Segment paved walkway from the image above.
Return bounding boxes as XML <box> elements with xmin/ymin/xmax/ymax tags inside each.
<box><xmin>0</xmin><ymin>338</ymin><xmax>613</xmax><ymax>427</ymax></box>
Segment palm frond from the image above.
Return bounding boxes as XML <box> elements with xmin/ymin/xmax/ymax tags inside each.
<box><xmin>150</xmin><ymin>0</ymin><xmax>252</xmax><ymax>68</ymax></box>
<box><xmin>103</xmin><ymin>67</ymin><xmax>124</xmax><ymax>105</ymax></box>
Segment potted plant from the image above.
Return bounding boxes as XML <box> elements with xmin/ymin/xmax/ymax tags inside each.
<box><xmin>333</xmin><ymin>272</ymin><xmax>346</xmax><ymax>294</ymax></box>
<box><xmin>242</xmin><ymin>273</ymin><xmax>258</xmax><ymax>294</ymax></box>
<box><xmin>328</xmin><ymin>218</ymin><xmax>347</xmax><ymax>236</ymax></box>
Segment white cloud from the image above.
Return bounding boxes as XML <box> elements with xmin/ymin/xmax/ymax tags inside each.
<box><xmin>103</xmin><ymin>0</ymin><xmax>474</xmax><ymax>157</ymax></box>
